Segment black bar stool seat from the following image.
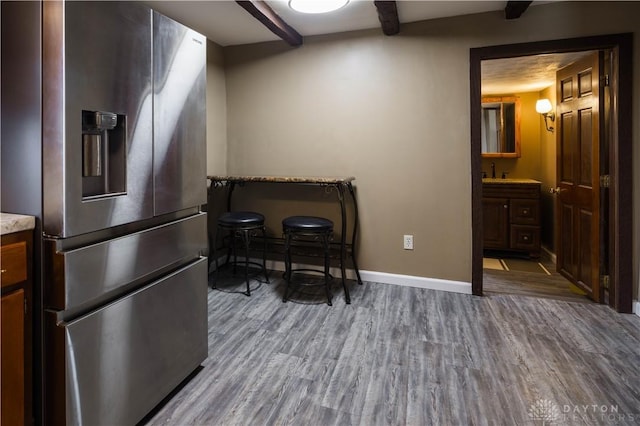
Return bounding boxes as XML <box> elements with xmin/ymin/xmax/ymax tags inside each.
<box><xmin>212</xmin><ymin>211</ymin><xmax>269</xmax><ymax>296</ymax></box>
<box><xmin>218</xmin><ymin>211</ymin><xmax>265</xmax><ymax>227</ymax></box>
<box><xmin>282</xmin><ymin>215</ymin><xmax>334</xmax><ymax>306</ymax></box>
<box><xmin>283</xmin><ymin>216</ymin><xmax>334</xmax><ymax>233</ymax></box>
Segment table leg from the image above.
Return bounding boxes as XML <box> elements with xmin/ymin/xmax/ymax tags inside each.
<box><xmin>347</xmin><ymin>182</ymin><xmax>363</xmax><ymax>285</ymax></box>
<box><xmin>226</xmin><ymin>181</ymin><xmax>236</xmax><ymax>211</ymax></box>
<box><xmin>336</xmin><ymin>184</ymin><xmax>351</xmax><ymax>304</ymax></box>
<box><xmin>207</xmin><ymin>181</ymin><xmax>214</xmax><ymax>273</ymax></box>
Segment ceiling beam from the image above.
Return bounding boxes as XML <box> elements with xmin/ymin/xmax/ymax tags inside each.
<box><xmin>374</xmin><ymin>1</ymin><xmax>400</xmax><ymax>36</ymax></box>
<box><xmin>236</xmin><ymin>0</ymin><xmax>303</xmax><ymax>47</ymax></box>
<box><xmin>504</xmin><ymin>1</ymin><xmax>532</xmax><ymax>20</ymax></box>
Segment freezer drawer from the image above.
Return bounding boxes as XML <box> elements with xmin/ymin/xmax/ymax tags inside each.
<box><xmin>44</xmin><ymin>213</ymin><xmax>206</xmax><ymax>313</ymax></box>
<box><xmin>44</xmin><ymin>257</ymin><xmax>208</xmax><ymax>426</ymax></box>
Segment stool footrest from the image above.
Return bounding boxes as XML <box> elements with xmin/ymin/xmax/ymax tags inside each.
<box><xmin>284</xmin><ymin>268</ymin><xmax>334</xmax><ymax>282</ymax></box>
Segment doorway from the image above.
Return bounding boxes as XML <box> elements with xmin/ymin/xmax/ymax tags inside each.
<box><xmin>480</xmin><ymin>50</ymin><xmax>597</xmax><ymax>302</ymax></box>
<box><xmin>470</xmin><ymin>34</ymin><xmax>633</xmax><ymax>313</ymax></box>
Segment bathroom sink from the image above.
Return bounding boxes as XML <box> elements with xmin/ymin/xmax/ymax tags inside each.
<box><xmin>482</xmin><ymin>178</ymin><xmax>541</xmax><ymax>184</ymax></box>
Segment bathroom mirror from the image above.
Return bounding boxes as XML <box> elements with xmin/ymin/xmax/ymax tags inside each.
<box><xmin>481</xmin><ymin>96</ymin><xmax>521</xmax><ymax>158</ymax></box>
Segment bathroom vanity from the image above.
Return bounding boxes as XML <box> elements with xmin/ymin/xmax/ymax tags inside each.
<box><xmin>482</xmin><ymin>178</ymin><xmax>541</xmax><ymax>258</ymax></box>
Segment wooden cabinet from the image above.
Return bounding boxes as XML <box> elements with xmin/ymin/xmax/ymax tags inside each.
<box><xmin>1</xmin><ymin>230</ymin><xmax>33</xmax><ymax>426</ymax></box>
<box><xmin>482</xmin><ymin>197</ymin><xmax>509</xmax><ymax>248</ymax></box>
<box><xmin>482</xmin><ymin>181</ymin><xmax>541</xmax><ymax>257</ymax></box>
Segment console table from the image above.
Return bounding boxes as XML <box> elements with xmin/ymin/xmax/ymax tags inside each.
<box><xmin>207</xmin><ymin>175</ymin><xmax>363</xmax><ymax>303</ymax></box>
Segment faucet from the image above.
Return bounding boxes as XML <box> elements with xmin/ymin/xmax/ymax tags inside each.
<box><xmin>491</xmin><ymin>162</ymin><xmax>496</xmax><ymax>179</ymax></box>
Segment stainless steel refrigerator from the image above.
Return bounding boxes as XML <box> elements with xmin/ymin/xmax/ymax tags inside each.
<box><xmin>1</xmin><ymin>2</ymin><xmax>208</xmax><ymax>424</ymax></box>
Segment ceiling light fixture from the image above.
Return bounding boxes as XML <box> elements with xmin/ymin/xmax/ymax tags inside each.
<box><xmin>289</xmin><ymin>0</ymin><xmax>349</xmax><ymax>14</ymax></box>
<box><xmin>536</xmin><ymin>98</ymin><xmax>555</xmax><ymax>132</ymax></box>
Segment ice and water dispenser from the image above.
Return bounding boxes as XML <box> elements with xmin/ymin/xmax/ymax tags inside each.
<box><xmin>82</xmin><ymin>110</ymin><xmax>126</xmax><ymax>198</ymax></box>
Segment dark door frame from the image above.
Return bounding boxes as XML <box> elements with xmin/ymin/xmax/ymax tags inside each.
<box><xmin>470</xmin><ymin>33</ymin><xmax>633</xmax><ymax>313</ymax></box>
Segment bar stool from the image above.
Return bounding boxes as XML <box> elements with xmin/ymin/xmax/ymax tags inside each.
<box><xmin>212</xmin><ymin>211</ymin><xmax>269</xmax><ymax>296</ymax></box>
<box><xmin>282</xmin><ymin>216</ymin><xmax>334</xmax><ymax>306</ymax></box>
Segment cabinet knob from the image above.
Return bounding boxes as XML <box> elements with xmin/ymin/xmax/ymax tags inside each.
<box><xmin>504</xmin><ymin>205</ymin><xmax>508</xmax><ymax>209</ymax></box>
<box><xmin>523</xmin><ymin>236</ymin><xmax>529</xmax><ymax>241</ymax></box>
<box><xmin>523</xmin><ymin>209</ymin><xmax>529</xmax><ymax>215</ymax></box>
<box><xmin>0</xmin><ymin>269</ymin><xmax>6</xmax><ymax>274</ymax></box>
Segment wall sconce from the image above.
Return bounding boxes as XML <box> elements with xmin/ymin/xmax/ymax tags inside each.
<box><xmin>536</xmin><ymin>98</ymin><xmax>555</xmax><ymax>132</ymax></box>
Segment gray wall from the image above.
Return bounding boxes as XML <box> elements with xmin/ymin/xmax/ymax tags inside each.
<box><xmin>206</xmin><ymin>39</ymin><xmax>227</xmax><ymax>176</ymax></box>
<box><xmin>208</xmin><ymin>1</ymin><xmax>640</xmax><ymax>300</ymax></box>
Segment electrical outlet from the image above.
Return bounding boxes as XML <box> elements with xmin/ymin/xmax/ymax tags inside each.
<box><xmin>403</xmin><ymin>234</ymin><xmax>414</xmax><ymax>250</ymax></box>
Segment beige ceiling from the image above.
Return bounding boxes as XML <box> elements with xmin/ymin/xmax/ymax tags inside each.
<box><xmin>146</xmin><ymin>1</ymin><xmax>582</xmax><ymax>94</ymax></box>
<box><xmin>145</xmin><ymin>0</ymin><xmax>511</xmax><ymax>46</ymax></box>
<box><xmin>481</xmin><ymin>51</ymin><xmax>593</xmax><ymax>95</ymax></box>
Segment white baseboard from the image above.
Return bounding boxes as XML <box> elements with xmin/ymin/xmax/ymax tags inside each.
<box><xmin>633</xmin><ymin>300</ymin><xmax>640</xmax><ymax>317</ymax></box>
<box><xmin>358</xmin><ymin>270</ymin><xmax>472</xmax><ymax>294</ymax></box>
<box><xmin>212</xmin><ymin>256</ymin><xmax>472</xmax><ymax>295</ymax></box>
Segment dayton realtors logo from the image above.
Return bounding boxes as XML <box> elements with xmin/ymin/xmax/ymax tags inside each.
<box><xmin>528</xmin><ymin>399</ymin><xmax>560</xmax><ymax>424</ymax></box>
<box><xmin>528</xmin><ymin>399</ymin><xmax>637</xmax><ymax>424</ymax></box>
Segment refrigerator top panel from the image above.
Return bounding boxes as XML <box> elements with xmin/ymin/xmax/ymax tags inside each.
<box><xmin>43</xmin><ymin>1</ymin><xmax>154</xmax><ymax>238</ymax></box>
<box><xmin>153</xmin><ymin>12</ymin><xmax>207</xmax><ymax>216</ymax></box>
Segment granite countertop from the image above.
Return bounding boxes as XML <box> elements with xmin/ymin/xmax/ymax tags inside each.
<box><xmin>208</xmin><ymin>175</ymin><xmax>355</xmax><ymax>184</ymax></box>
<box><xmin>1</xmin><ymin>213</ymin><xmax>36</xmax><ymax>236</ymax></box>
<box><xmin>482</xmin><ymin>178</ymin><xmax>541</xmax><ymax>184</ymax></box>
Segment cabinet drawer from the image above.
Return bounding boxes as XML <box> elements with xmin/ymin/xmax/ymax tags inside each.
<box><xmin>483</xmin><ymin>183</ymin><xmax>540</xmax><ymax>199</ymax></box>
<box><xmin>510</xmin><ymin>199</ymin><xmax>539</xmax><ymax>225</ymax></box>
<box><xmin>510</xmin><ymin>225</ymin><xmax>540</xmax><ymax>251</ymax></box>
<box><xmin>1</xmin><ymin>242</ymin><xmax>27</xmax><ymax>288</ymax></box>
<box><xmin>1</xmin><ymin>288</ymin><xmax>25</xmax><ymax>426</ymax></box>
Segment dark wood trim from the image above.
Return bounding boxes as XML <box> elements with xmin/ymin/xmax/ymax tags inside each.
<box><xmin>599</xmin><ymin>49</ymin><xmax>611</xmax><ymax>304</ymax></box>
<box><xmin>470</xmin><ymin>48</ymin><xmax>483</xmax><ymax>297</ymax></box>
<box><xmin>504</xmin><ymin>1</ymin><xmax>532</xmax><ymax>20</ymax></box>
<box><xmin>374</xmin><ymin>1</ymin><xmax>400</xmax><ymax>36</ymax></box>
<box><xmin>236</xmin><ymin>0</ymin><xmax>303</xmax><ymax>47</ymax></box>
<box><xmin>470</xmin><ymin>33</ymin><xmax>633</xmax><ymax>313</ymax></box>
<box><xmin>612</xmin><ymin>34</ymin><xmax>633</xmax><ymax>313</ymax></box>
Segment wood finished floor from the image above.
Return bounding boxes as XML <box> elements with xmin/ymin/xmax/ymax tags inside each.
<box><xmin>483</xmin><ymin>258</ymin><xmax>594</xmax><ymax>304</ymax></box>
<box><xmin>143</xmin><ymin>272</ymin><xmax>640</xmax><ymax>426</ymax></box>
